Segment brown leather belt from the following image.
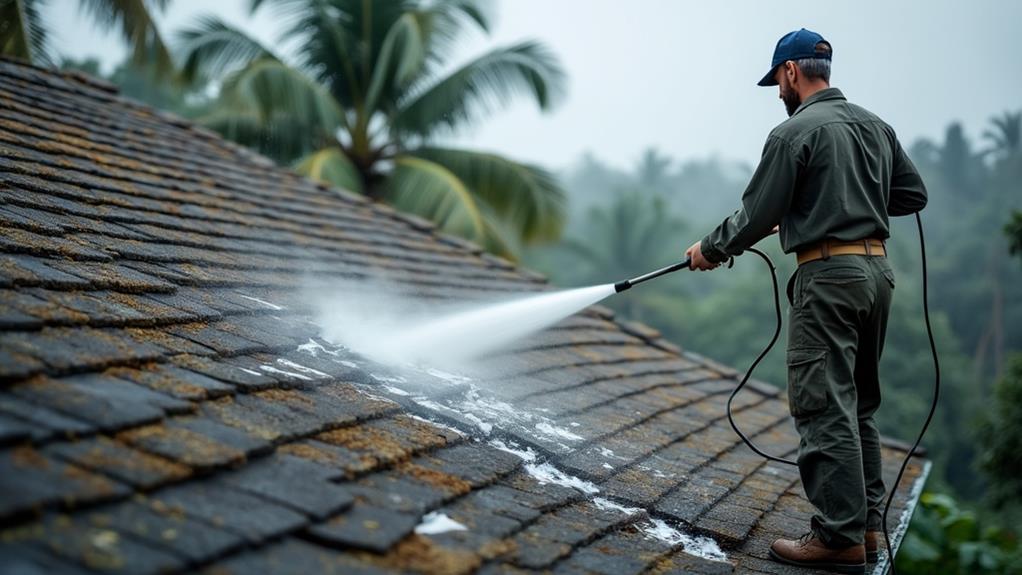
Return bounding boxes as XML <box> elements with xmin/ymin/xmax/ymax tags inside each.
<box><xmin>797</xmin><ymin>238</ymin><xmax>886</xmax><ymax>266</ymax></box>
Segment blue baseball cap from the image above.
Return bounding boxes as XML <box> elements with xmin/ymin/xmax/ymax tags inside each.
<box><xmin>758</xmin><ymin>28</ymin><xmax>832</xmax><ymax>86</ymax></box>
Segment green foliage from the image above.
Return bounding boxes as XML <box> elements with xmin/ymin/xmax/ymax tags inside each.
<box><xmin>79</xmin><ymin>0</ymin><xmax>174</xmax><ymax>74</ymax></box>
<box><xmin>0</xmin><ymin>0</ymin><xmax>53</xmax><ymax>65</ymax></box>
<box><xmin>177</xmin><ymin>15</ymin><xmax>275</xmax><ymax>82</ymax></box>
<box><xmin>635</xmin><ymin>148</ymin><xmax>673</xmax><ymax>192</ymax></box>
<box><xmin>294</xmin><ymin>147</ymin><xmax>363</xmax><ymax>194</ymax></box>
<box><xmin>392</xmin><ymin>40</ymin><xmax>563</xmax><ymax>138</ymax></box>
<box><xmin>1</xmin><ymin>0</ymin><xmax>173</xmax><ymax>74</ymax></box>
<box><xmin>178</xmin><ymin>0</ymin><xmax>567</xmax><ymax>258</ymax></box>
<box><xmin>1006</xmin><ymin>210</ymin><xmax>1022</xmax><ymax>257</ymax></box>
<box><xmin>983</xmin><ymin>111</ymin><xmax>1022</xmax><ymax>160</ymax></box>
<box><xmin>975</xmin><ymin>354</ymin><xmax>1022</xmax><ymax>511</ymax></box>
<box><xmin>410</xmin><ymin>147</ymin><xmax>566</xmax><ymax>245</ymax></box>
<box><xmin>61</xmin><ymin>55</ymin><xmax>210</xmax><ymax>118</ymax></box>
<box><xmin>907</xmin><ymin>119</ymin><xmax>1022</xmax><ymax>382</ymax></box>
<box><xmin>899</xmin><ymin>492</ymin><xmax>1022</xmax><ymax>574</ymax></box>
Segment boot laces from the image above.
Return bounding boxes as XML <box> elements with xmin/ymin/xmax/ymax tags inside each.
<box><xmin>797</xmin><ymin>531</ymin><xmax>816</xmax><ymax>546</ymax></box>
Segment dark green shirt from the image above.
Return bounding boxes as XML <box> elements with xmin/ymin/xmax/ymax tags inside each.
<box><xmin>700</xmin><ymin>87</ymin><xmax>927</xmax><ymax>263</ymax></box>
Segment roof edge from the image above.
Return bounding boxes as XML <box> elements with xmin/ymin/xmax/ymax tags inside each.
<box><xmin>879</xmin><ymin>435</ymin><xmax>929</xmax><ymax>457</ymax></box>
<box><xmin>871</xmin><ymin>459</ymin><xmax>932</xmax><ymax>574</ymax></box>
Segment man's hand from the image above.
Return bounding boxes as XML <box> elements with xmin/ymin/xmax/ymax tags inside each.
<box><xmin>686</xmin><ymin>241</ymin><xmax>719</xmax><ymax>271</ymax></box>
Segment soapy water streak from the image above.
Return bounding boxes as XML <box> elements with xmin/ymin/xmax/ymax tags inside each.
<box><xmin>303</xmin><ymin>282</ymin><xmax>730</xmax><ymax>564</ymax></box>
<box><xmin>314</xmin><ymin>283</ymin><xmax>616</xmax><ymax>367</ymax></box>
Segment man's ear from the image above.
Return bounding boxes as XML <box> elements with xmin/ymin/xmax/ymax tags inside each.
<box><xmin>784</xmin><ymin>61</ymin><xmax>798</xmax><ymax>86</ymax></box>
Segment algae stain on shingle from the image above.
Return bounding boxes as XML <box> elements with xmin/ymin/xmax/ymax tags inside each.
<box><xmin>359</xmin><ymin>534</ymin><xmax>481</xmax><ymax>575</ymax></box>
<box><xmin>397</xmin><ymin>462</ymin><xmax>472</xmax><ymax>496</ymax></box>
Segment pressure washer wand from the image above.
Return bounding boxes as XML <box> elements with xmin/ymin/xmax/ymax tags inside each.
<box><xmin>614</xmin><ymin>257</ymin><xmax>692</xmax><ymax>293</ymax></box>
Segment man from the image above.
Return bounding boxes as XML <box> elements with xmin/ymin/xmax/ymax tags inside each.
<box><xmin>685</xmin><ymin>29</ymin><xmax>927</xmax><ymax>574</ymax></box>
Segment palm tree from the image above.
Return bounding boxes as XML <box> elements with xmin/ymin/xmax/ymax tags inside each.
<box><xmin>635</xmin><ymin>147</ymin><xmax>672</xmax><ymax>192</ymax></box>
<box><xmin>982</xmin><ymin>110</ymin><xmax>1022</xmax><ymax>161</ymax></box>
<box><xmin>178</xmin><ymin>0</ymin><xmax>567</xmax><ymax>257</ymax></box>
<box><xmin>0</xmin><ymin>0</ymin><xmax>173</xmax><ymax>73</ymax></box>
<box><xmin>553</xmin><ymin>190</ymin><xmax>686</xmax><ymax>320</ymax></box>
<box><xmin>939</xmin><ymin>122</ymin><xmax>983</xmax><ymax>199</ymax></box>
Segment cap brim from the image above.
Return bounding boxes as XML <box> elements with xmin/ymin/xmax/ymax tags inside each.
<box><xmin>757</xmin><ymin>65</ymin><xmax>779</xmax><ymax>87</ymax></box>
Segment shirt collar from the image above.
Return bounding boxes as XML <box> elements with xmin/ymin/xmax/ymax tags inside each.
<box><xmin>792</xmin><ymin>87</ymin><xmax>845</xmax><ymax>116</ymax></box>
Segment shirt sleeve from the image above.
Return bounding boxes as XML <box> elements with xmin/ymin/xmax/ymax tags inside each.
<box><xmin>700</xmin><ymin>135</ymin><xmax>799</xmax><ymax>263</ymax></box>
<box><xmin>887</xmin><ymin>138</ymin><xmax>928</xmax><ymax>216</ymax></box>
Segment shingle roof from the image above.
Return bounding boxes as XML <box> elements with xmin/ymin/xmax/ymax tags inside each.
<box><xmin>0</xmin><ymin>56</ymin><xmax>927</xmax><ymax>575</ymax></box>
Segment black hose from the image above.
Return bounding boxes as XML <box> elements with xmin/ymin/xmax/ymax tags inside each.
<box><xmin>725</xmin><ymin>247</ymin><xmax>797</xmax><ymax>466</ymax></box>
<box><xmin>879</xmin><ymin>213</ymin><xmax>940</xmax><ymax>574</ymax></box>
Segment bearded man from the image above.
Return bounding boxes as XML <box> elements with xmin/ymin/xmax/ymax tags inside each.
<box><xmin>684</xmin><ymin>28</ymin><xmax>928</xmax><ymax>574</ymax></box>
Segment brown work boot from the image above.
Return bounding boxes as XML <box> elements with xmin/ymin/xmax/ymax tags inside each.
<box><xmin>865</xmin><ymin>530</ymin><xmax>882</xmax><ymax>562</ymax></box>
<box><xmin>769</xmin><ymin>531</ymin><xmax>866</xmax><ymax>574</ymax></box>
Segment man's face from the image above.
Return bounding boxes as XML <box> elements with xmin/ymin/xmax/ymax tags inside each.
<box><xmin>776</xmin><ymin>64</ymin><xmax>801</xmax><ymax>117</ymax></box>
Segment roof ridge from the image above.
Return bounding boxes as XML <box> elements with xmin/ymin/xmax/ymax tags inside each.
<box><xmin>59</xmin><ymin>68</ymin><xmax>119</xmax><ymax>95</ymax></box>
<box><xmin>0</xmin><ymin>56</ymin><xmax>118</xmax><ymax>98</ymax></box>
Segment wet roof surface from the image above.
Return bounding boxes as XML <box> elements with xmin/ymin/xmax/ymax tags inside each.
<box><xmin>0</xmin><ymin>57</ymin><xmax>927</xmax><ymax>574</ymax></box>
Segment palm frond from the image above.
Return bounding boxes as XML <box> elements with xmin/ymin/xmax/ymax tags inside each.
<box><xmin>282</xmin><ymin>0</ymin><xmax>409</xmax><ymax>96</ymax></box>
<box><xmin>294</xmin><ymin>147</ymin><xmax>364</xmax><ymax>193</ymax></box>
<box><xmin>417</xmin><ymin>0</ymin><xmax>493</xmax><ymax>63</ymax></box>
<box><xmin>474</xmin><ymin>200</ymin><xmax>521</xmax><ymax>259</ymax></box>
<box><xmin>386</xmin><ymin>154</ymin><xmax>486</xmax><ymax>243</ymax></box>
<box><xmin>982</xmin><ymin>110</ymin><xmax>1022</xmax><ymax>157</ymax></box>
<box><xmin>250</xmin><ymin>0</ymin><xmax>363</xmax><ymax>104</ymax></box>
<box><xmin>411</xmin><ymin>147</ymin><xmax>566</xmax><ymax>243</ymax></box>
<box><xmin>219</xmin><ymin>57</ymin><xmax>345</xmax><ymax>134</ymax></box>
<box><xmin>199</xmin><ymin>107</ymin><xmax>317</xmax><ymax>163</ymax></box>
<box><xmin>78</xmin><ymin>0</ymin><xmax>174</xmax><ymax>75</ymax></box>
<box><xmin>433</xmin><ymin>0</ymin><xmax>492</xmax><ymax>33</ymax></box>
<box><xmin>393</xmin><ymin>40</ymin><xmax>565</xmax><ymax>137</ymax></box>
<box><xmin>0</xmin><ymin>0</ymin><xmax>54</xmax><ymax>66</ymax></box>
<box><xmin>364</xmin><ymin>12</ymin><xmax>426</xmax><ymax>114</ymax></box>
<box><xmin>176</xmin><ymin>15</ymin><xmax>277</xmax><ymax>82</ymax></box>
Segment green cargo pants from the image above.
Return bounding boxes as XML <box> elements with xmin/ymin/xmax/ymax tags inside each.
<box><xmin>785</xmin><ymin>254</ymin><xmax>895</xmax><ymax>548</ymax></box>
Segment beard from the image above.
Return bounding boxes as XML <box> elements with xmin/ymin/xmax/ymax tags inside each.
<box><xmin>781</xmin><ymin>88</ymin><xmax>801</xmax><ymax>117</ymax></box>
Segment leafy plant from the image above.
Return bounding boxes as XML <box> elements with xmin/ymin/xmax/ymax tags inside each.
<box><xmin>0</xmin><ymin>0</ymin><xmax>173</xmax><ymax>73</ymax></box>
<box><xmin>178</xmin><ymin>0</ymin><xmax>567</xmax><ymax>257</ymax></box>
<box><xmin>976</xmin><ymin>353</ymin><xmax>1022</xmax><ymax>510</ymax></box>
<box><xmin>899</xmin><ymin>492</ymin><xmax>1021</xmax><ymax>574</ymax></box>
<box><xmin>983</xmin><ymin>111</ymin><xmax>1022</xmax><ymax>161</ymax></box>
<box><xmin>1006</xmin><ymin>211</ymin><xmax>1022</xmax><ymax>258</ymax></box>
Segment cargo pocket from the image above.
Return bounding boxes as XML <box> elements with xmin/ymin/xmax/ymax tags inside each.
<box><xmin>786</xmin><ymin>347</ymin><xmax>829</xmax><ymax>418</ymax></box>
<box><xmin>882</xmin><ymin>269</ymin><xmax>896</xmax><ymax>289</ymax></box>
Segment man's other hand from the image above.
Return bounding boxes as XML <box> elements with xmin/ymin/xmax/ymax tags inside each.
<box><xmin>686</xmin><ymin>241</ymin><xmax>719</xmax><ymax>271</ymax></box>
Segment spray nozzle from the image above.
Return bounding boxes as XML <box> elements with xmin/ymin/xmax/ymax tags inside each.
<box><xmin>614</xmin><ymin>257</ymin><xmax>692</xmax><ymax>293</ymax></box>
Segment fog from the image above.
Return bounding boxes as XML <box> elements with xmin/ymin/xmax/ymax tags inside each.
<box><xmin>47</xmin><ymin>0</ymin><xmax>1022</xmax><ymax>169</ymax></box>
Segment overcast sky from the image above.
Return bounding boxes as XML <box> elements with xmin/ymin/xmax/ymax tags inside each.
<box><xmin>47</xmin><ymin>0</ymin><xmax>1022</xmax><ymax>170</ymax></box>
